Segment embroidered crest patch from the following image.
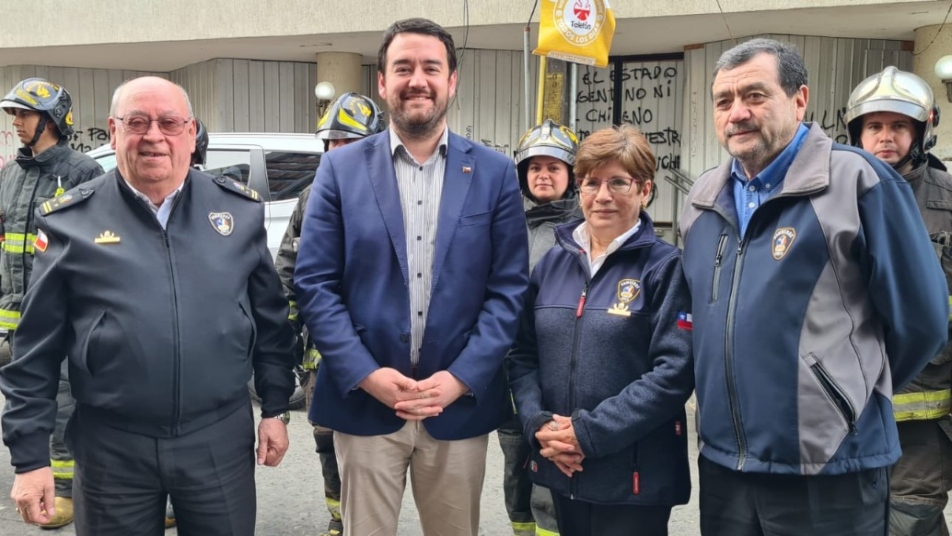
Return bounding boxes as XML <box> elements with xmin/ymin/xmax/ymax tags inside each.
<box><xmin>772</xmin><ymin>227</ymin><xmax>796</xmax><ymax>260</ymax></box>
<box><xmin>208</xmin><ymin>212</ymin><xmax>234</xmax><ymax>236</ymax></box>
<box><xmin>608</xmin><ymin>278</ymin><xmax>641</xmax><ymax>317</ymax></box>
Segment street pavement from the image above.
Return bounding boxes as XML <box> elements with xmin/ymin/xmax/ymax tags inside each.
<box><xmin>0</xmin><ymin>396</ymin><xmax>947</xmax><ymax>535</ymax></box>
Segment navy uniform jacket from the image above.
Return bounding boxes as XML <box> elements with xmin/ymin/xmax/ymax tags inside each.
<box><xmin>0</xmin><ymin>169</ymin><xmax>296</xmax><ymax>473</ymax></box>
<box><xmin>295</xmin><ymin>130</ymin><xmax>529</xmax><ymax>440</ymax></box>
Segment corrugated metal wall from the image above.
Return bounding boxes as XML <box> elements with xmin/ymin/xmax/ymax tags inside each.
<box><xmin>181</xmin><ymin>59</ymin><xmax>318</xmax><ymax>134</ymax></box>
<box><xmin>448</xmin><ymin>49</ymin><xmax>539</xmax><ymax>157</ymax></box>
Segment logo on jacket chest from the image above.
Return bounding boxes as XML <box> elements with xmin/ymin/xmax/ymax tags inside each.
<box><xmin>208</xmin><ymin>212</ymin><xmax>234</xmax><ymax>236</ymax></box>
<box><xmin>608</xmin><ymin>278</ymin><xmax>641</xmax><ymax>317</ymax></box>
<box><xmin>772</xmin><ymin>227</ymin><xmax>797</xmax><ymax>260</ymax></box>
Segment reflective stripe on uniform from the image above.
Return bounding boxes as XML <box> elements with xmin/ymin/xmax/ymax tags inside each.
<box><xmin>536</xmin><ymin>527</ymin><xmax>559</xmax><ymax>536</ymax></box>
<box><xmin>288</xmin><ymin>300</ymin><xmax>298</xmax><ymax>321</ymax></box>
<box><xmin>302</xmin><ymin>347</ymin><xmax>321</xmax><ymax>370</ymax></box>
<box><xmin>894</xmin><ymin>389</ymin><xmax>952</xmax><ymax>421</ymax></box>
<box><xmin>948</xmin><ymin>295</ymin><xmax>952</xmax><ymax>321</ymax></box>
<box><xmin>0</xmin><ymin>308</ymin><xmax>20</xmax><ymax>330</ymax></box>
<box><xmin>325</xmin><ymin>497</ymin><xmax>341</xmax><ymax>520</ymax></box>
<box><xmin>511</xmin><ymin>521</ymin><xmax>535</xmax><ymax>536</ymax></box>
<box><xmin>51</xmin><ymin>459</ymin><xmax>74</xmax><ymax>480</ymax></box>
<box><xmin>3</xmin><ymin>232</ymin><xmax>36</xmax><ymax>255</ymax></box>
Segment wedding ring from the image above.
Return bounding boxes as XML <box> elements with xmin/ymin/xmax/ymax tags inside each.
<box><xmin>548</xmin><ymin>421</ymin><xmax>558</xmax><ymax>431</ymax></box>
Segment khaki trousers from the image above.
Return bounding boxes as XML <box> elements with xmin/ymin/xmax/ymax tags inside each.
<box><xmin>334</xmin><ymin>422</ymin><xmax>489</xmax><ymax>536</ymax></box>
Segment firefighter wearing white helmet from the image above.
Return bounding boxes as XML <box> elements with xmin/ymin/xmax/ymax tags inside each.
<box><xmin>274</xmin><ymin>91</ymin><xmax>383</xmax><ymax>536</ymax></box>
<box><xmin>847</xmin><ymin>66</ymin><xmax>952</xmax><ymax>536</ymax></box>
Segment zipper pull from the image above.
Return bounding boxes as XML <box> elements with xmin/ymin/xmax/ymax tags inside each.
<box><xmin>632</xmin><ymin>470</ymin><xmax>641</xmax><ymax>495</ymax></box>
<box><xmin>576</xmin><ymin>285</ymin><xmax>588</xmax><ymax>318</ymax></box>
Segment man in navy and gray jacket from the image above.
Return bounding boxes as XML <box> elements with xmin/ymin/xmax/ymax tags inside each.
<box><xmin>679</xmin><ymin>38</ymin><xmax>949</xmax><ymax>535</ymax></box>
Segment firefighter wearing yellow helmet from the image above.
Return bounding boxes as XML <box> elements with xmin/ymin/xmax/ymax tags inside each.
<box><xmin>847</xmin><ymin>66</ymin><xmax>952</xmax><ymax>536</ymax></box>
<box><xmin>274</xmin><ymin>91</ymin><xmax>383</xmax><ymax>536</ymax></box>
<box><xmin>0</xmin><ymin>78</ymin><xmax>103</xmax><ymax>530</ymax></box>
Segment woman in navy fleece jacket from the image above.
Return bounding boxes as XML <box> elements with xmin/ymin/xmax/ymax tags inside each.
<box><xmin>509</xmin><ymin>125</ymin><xmax>695</xmax><ymax>536</ymax></box>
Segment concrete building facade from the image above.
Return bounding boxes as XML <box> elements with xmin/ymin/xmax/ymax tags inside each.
<box><xmin>0</xmin><ymin>0</ymin><xmax>949</xmax><ymax>235</ymax></box>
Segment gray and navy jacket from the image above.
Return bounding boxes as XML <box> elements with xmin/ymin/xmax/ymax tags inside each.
<box><xmin>509</xmin><ymin>213</ymin><xmax>694</xmax><ymax>505</ymax></box>
<box><xmin>679</xmin><ymin>122</ymin><xmax>949</xmax><ymax>476</ymax></box>
<box><xmin>0</xmin><ymin>169</ymin><xmax>296</xmax><ymax>473</ymax></box>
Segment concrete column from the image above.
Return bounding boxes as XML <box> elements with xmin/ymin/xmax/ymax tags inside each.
<box><xmin>913</xmin><ymin>24</ymin><xmax>952</xmax><ymax>161</ymax></box>
<box><xmin>315</xmin><ymin>52</ymin><xmax>363</xmax><ymax>100</ymax></box>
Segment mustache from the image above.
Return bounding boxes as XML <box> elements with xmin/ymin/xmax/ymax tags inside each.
<box><xmin>401</xmin><ymin>90</ymin><xmax>433</xmax><ymax>100</ymax></box>
<box><xmin>727</xmin><ymin>122</ymin><xmax>758</xmax><ymax>136</ymax></box>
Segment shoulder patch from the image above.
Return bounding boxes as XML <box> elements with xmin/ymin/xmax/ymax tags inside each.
<box><xmin>39</xmin><ymin>188</ymin><xmax>95</xmax><ymax>216</ymax></box>
<box><xmin>213</xmin><ymin>176</ymin><xmax>261</xmax><ymax>202</ymax></box>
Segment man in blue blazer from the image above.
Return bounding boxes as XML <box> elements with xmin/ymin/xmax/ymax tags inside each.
<box><xmin>294</xmin><ymin>18</ymin><xmax>529</xmax><ymax>536</ymax></box>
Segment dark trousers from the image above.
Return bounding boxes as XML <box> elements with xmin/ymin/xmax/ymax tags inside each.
<box><xmin>52</xmin><ymin>359</ymin><xmax>75</xmax><ymax>498</ymax></box>
<box><xmin>66</xmin><ymin>402</ymin><xmax>257</xmax><ymax>536</ymax></box>
<box><xmin>699</xmin><ymin>455</ymin><xmax>889</xmax><ymax>536</ymax></box>
<box><xmin>889</xmin><ymin>419</ymin><xmax>952</xmax><ymax>536</ymax></box>
<box><xmin>497</xmin><ymin>415</ymin><xmax>534</xmax><ymax>528</ymax></box>
<box><xmin>551</xmin><ymin>493</ymin><xmax>671</xmax><ymax>536</ymax></box>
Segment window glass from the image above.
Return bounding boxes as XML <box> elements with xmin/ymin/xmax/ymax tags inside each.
<box><xmin>203</xmin><ymin>150</ymin><xmax>252</xmax><ymax>184</ymax></box>
<box><xmin>94</xmin><ymin>154</ymin><xmax>117</xmax><ymax>172</ymax></box>
<box><xmin>265</xmin><ymin>151</ymin><xmax>321</xmax><ymax>201</ymax></box>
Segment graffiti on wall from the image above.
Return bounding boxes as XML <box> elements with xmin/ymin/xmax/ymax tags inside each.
<box><xmin>575</xmin><ymin>62</ymin><xmax>683</xmax><ymax>171</ymax></box>
<box><xmin>0</xmin><ymin>125</ymin><xmax>109</xmax><ymax>167</ymax></box>
<box><xmin>0</xmin><ymin>129</ymin><xmax>15</xmax><ymax>168</ymax></box>
<box><xmin>68</xmin><ymin>127</ymin><xmax>110</xmax><ymax>153</ymax></box>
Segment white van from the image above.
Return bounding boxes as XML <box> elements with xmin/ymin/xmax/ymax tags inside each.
<box><xmin>86</xmin><ymin>132</ymin><xmax>325</xmax><ymax>260</ymax></box>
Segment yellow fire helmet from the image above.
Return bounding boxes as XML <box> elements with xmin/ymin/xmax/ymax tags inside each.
<box><xmin>315</xmin><ymin>93</ymin><xmax>384</xmax><ymax>141</ymax></box>
<box><xmin>845</xmin><ymin>66</ymin><xmax>940</xmax><ymax>168</ymax></box>
<box><xmin>0</xmin><ymin>78</ymin><xmax>75</xmax><ymax>143</ymax></box>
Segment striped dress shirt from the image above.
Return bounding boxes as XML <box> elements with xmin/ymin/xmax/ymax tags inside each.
<box><xmin>389</xmin><ymin>127</ymin><xmax>448</xmax><ymax>367</ymax></box>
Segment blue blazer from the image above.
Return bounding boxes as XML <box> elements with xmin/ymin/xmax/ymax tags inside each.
<box><xmin>294</xmin><ymin>130</ymin><xmax>529</xmax><ymax>440</ymax></box>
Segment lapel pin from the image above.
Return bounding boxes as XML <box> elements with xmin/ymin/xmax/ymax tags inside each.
<box><xmin>462</xmin><ymin>166</ymin><xmax>472</xmax><ymax>174</ymax></box>
<box><xmin>94</xmin><ymin>230</ymin><xmax>121</xmax><ymax>245</ymax></box>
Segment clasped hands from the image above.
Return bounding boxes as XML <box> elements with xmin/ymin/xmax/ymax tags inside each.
<box><xmin>359</xmin><ymin>367</ymin><xmax>468</xmax><ymax>421</ymax></box>
<box><xmin>535</xmin><ymin>414</ymin><xmax>585</xmax><ymax>477</ymax></box>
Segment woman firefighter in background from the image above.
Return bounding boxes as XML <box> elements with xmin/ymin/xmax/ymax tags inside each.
<box><xmin>274</xmin><ymin>92</ymin><xmax>384</xmax><ymax>536</ymax></box>
<box><xmin>498</xmin><ymin>119</ymin><xmax>581</xmax><ymax>536</ymax></box>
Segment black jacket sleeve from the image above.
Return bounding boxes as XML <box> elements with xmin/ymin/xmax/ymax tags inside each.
<box><xmin>0</xmin><ymin>218</ymin><xmax>67</xmax><ymax>472</ymax></box>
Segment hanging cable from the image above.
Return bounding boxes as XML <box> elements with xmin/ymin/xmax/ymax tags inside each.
<box><xmin>713</xmin><ymin>0</ymin><xmax>736</xmax><ymax>45</ymax></box>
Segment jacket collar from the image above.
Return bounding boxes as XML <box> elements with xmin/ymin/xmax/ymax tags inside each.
<box><xmin>691</xmin><ymin>122</ymin><xmax>832</xmax><ymax>211</ymax></box>
<box><xmin>555</xmin><ymin>210</ymin><xmax>657</xmax><ymax>253</ymax></box>
<box><xmin>364</xmin><ymin>130</ymin><xmax>476</xmax><ymax>289</ymax></box>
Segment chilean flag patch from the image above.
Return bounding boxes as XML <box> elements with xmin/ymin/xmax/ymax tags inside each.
<box><xmin>676</xmin><ymin>312</ymin><xmax>693</xmax><ymax>331</ymax></box>
<box><xmin>34</xmin><ymin>229</ymin><xmax>49</xmax><ymax>253</ymax></box>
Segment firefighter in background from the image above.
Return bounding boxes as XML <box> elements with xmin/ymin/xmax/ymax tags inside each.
<box><xmin>499</xmin><ymin>119</ymin><xmax>582</xmax><ymax>536</ymax></box>
<box><xmin>274</xmin><ymin>92</ymin><xmax>384</xmax><ymax>536</ymax></box>
<box><xmin>846</xmin><ymin>66</ymin><xmax>952</xmax><ymax>536</ymax></box>
<box><xmin>0</xmin><ymin>78</ymin><xmax>103</xmax><ymax>529</ymax></box>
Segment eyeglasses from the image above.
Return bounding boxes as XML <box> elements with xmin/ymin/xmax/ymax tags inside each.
<box><xmin>576</xmin><ymin>176</ymin><xmax>639</xmax><ymax>195</ymax></box>
<box><xmin>115</xmin><ymin>116</ymin><xmax>192</xmax><ymax>136</ymax></box>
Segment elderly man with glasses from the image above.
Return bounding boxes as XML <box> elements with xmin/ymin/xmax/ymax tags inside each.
<box><xmin>0</xmin><ymin>76</ymin><xmax>296</xmax><ymax>536</ymax></box>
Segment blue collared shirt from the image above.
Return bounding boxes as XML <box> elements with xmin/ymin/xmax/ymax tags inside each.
<box><xmin>731</xmin><ymin>123</ymin><xmax>809</xmax><ymax>237</ymax></box>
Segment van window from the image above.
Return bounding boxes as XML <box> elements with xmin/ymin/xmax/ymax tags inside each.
<box><xmin>265</xmin><ymin>151</ymin><xmax>321</xmax><ymax>201</ymax></box>
<box><xmin>204</xmin><ymin>150</ymin><xmax>252</xmax><ymax>184</ymax></box>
